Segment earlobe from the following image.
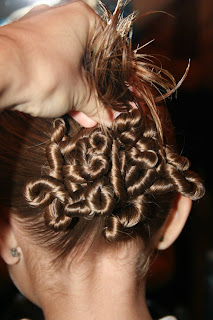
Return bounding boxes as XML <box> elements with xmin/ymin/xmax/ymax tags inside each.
<box><xmin>0</xmin><ymin>237</ymin><xmax>21</xmax><ymax>266</ymax></box>
<box><xmin>157</xmin><ymin>195</ymin><xmax>192</xmax><ymax>250</ymax></box>
<box><xmin>0</xmin><ymin>210</ymin><xmax>21</xmax><ymax>265</ymax></box>
<box><xmin>4</xmin><ymin>247</ymin><xmax>21</xmax><ymax>265</ymax></box>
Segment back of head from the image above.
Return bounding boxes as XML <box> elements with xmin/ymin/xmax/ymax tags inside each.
<box><xmin>0</xmin><ymin>1</ymin><xmax>204</xmax><ymax>275</ymax></box>
<box><xmin>0</xmin><ymin>106</ymin><xmax>204</xmax><ymax>273</ymax></box>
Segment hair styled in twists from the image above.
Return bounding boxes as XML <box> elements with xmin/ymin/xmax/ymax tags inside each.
<box><xmin>0</xmin><ymin>1</ymin><xmax>204</xmax><ymax>270</ymax></box>
<box><xmin>24</xmin><ymin>107</ymin><xmax>204</xmax><ymax>247</ymax></box>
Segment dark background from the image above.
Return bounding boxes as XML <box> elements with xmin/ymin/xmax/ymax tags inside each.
<box><xmin>0</xmin><ymin>0</ymin><xmax>212</xmax><ymax>319</ymax></box>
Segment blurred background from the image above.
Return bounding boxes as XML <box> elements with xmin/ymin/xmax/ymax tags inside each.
<box><xmin>0</xmin><ymin>0</ymin><xmax>212</xmax><ymax>319</ymax></box>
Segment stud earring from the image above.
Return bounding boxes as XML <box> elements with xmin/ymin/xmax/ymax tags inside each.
<box><xmin>10</xmin><ymin>248</ymin><xmax>19</xmax><ymax>258</ymax></box>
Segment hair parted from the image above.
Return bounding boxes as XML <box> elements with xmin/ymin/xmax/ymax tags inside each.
<box><xmin>0</xmin><ymin>1</ymin><xmax>204</xmax><ymax>267</ymax></box>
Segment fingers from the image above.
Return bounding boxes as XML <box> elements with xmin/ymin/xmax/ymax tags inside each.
<box><xmin>70</xmin><ymin>109</ymin><xmax>122</xmax><ymax>128</ymax></box>
<box><xmin>69</xmin><ymin>111</ymin><xmax>97</xmax><ymax>128</ymax></box>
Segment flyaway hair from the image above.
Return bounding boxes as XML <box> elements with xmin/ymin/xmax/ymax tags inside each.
<box><xmin>84</xmin><ymin>0</ymin><xmax>189</xmax><ymax>140</ymax></box>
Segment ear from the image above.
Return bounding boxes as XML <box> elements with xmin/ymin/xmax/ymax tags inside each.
<box><xmin>157</xmin><ymin>195</ymin><xmax>192</xmax><ymax>250</ymax></box>
<box><xmin>0</xmin><ymin>210</ymin><xmax>20</xmax><ymax>265</ymax></box>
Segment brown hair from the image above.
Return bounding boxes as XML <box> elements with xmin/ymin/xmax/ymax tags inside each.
<box><xmin>0</xmin><ymin>1</ymin><xmax>204</xmax><ymax>270</ymax></box>
<box><xmin>0</xmin><ymin>107</ymin><xmax>204</xmax><ymax>266</ymax></box>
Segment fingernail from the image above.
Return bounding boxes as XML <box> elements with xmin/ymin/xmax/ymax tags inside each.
<box><xmin>113</xmin><ymin>111</ymin><xmax>122</xmax><ymax>119</ymax></box>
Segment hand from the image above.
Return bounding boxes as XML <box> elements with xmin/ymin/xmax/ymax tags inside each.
<box><xmin>0</xmin><ymin>2</ymin><xmax>111</xmax><ymax>126</ymax></box>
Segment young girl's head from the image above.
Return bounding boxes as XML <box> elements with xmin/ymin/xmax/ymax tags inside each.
<box><xmin>0</xmin><ymin>0</ymin><xmax>204</xmax><ymax>308</ymax></box>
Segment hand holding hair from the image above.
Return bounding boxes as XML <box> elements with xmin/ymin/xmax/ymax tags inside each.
<box><xmin>0</xmin><ymin>1</ymin><xmax>106</xmax><ymax>126</ymax></box>
<box><xmin>0</xmin><ymin>0</ymin><xmax>187</xmax><ymax>130</ymax></box>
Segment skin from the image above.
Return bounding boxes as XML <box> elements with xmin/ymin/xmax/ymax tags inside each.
<box><xmin>0</xmin><ymin>196</ymin><xmax>191</xmax><ymax>320</ymax></box>
<box><xmin>9</xmin><ymin>218</ymin><xmax>151</xmax><ymax>320</ymax></box>
<box><xmin>0</xmin><ymin>1</ymin><xmax>113</xmax><ymax>127</ymax></box>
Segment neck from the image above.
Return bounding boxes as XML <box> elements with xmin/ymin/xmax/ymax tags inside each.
<box><xmin>38</xmin><ymin>242</ymin><xmax>153</xmax><ymax>320</ymax></box>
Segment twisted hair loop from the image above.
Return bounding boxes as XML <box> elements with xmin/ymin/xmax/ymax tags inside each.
<box><xmin>25</xmin><ymin>108</ymin><xmax>204</xmax><ymax>241</ymax></box>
